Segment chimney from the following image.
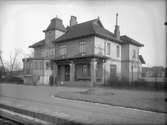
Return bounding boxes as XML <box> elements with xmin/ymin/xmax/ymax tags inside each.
<box><xmin>70</xmin><ymin>16</ymin><xmax>78</xmax><ymax>26</ymax></box>
<box><xmin>114</xmin><ymin>13</ymin><xmax>120</xmax><ymax>40</ymax></box>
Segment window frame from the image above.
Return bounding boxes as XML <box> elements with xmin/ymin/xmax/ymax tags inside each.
<box><xmin>35</xmin><ymin>61</ymin><xmax>38</xmax><ymax>70</ymax></box>
<box><xmin>59</xmin><ymin>45</ymin><xmax>67</xmax><ymax>56</ymax></box>
<box><xmin>46</xmin><ymin>62</ymin><xmax>50</xmax><ymax>70</ymax></box>
<box><xmin>40</xmin><ymin>61</ymin><xmax>42</xmax><ymax>70</ymax></box>
<box><xmin>132</xmin><ymin>49</ymin><xmax>136</xmax><ymax>59</ymax></box>
<box><xmin>82</xmin><ymin>64</ymin><xmax>87</xmax><ymax>73</ymax></box>
<box><xmin>116</xmin><ymin>45</ymin><xmax>120</xmax><ymax>57</ymax></box>
<box><xmin>106</xmin><ymin>42</ymin><xmax>111</xmax><ymax>55</ymax></box>
<box><xmin>80</xmin><ymin>41</ymin><xmax>86</xmax><ymax>55</ymax></box>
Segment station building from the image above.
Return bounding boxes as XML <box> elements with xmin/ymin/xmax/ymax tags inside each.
<box><xmin>23</xmin><ymin>14</ymin><xmax>145</xmax><ymax>86</ymax></box>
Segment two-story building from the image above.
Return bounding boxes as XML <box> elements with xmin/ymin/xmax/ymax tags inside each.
<box><xmin>23</xmin><ymin>14</ymin><xmax>145</xmax><ymax>86</ymax></box>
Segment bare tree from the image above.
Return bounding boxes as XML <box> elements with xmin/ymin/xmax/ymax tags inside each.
<box><xmin>0</xmin><ymin>50</ymin><xmax>6</xmax><ymax>79</ymax></box>
<box><xmin>4</xmin><ymin>49</ymin><xmax>23</xmax><ymax>75</ymax></box>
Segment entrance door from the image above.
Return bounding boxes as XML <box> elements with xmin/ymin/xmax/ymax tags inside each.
<box><xmin>65</xmin><ymin>65</ymin><xmax>70</xmax><ymax>81</ymax></box>
<box><xmin>110</xmin><ymin>64</ymin><xmax>117</xmax><ymax>81</ymax></box>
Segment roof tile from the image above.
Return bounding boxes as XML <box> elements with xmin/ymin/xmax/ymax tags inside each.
<box><xmin>54</xmin><ymin>19</ymin><xmax>122</xmax><ymax>43</ymax></box>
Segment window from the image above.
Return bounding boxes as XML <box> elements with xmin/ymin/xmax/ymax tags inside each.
<box><xmin>117</xmin><ymin>45</ymin><xmax>120</xmax><ymax>57</ymax></box>
<box><xmin>46</xmin><ymin>62</ymin><xmax>50</xmax><ymax>69</ymax></box>
<box><xmin>51</xmin><ymin>50</ymin><xmax>55</xmax><ymax>56</ymax></box>
<box><xmin>82</xmin><ymin>64</ymin><xmax>87</xmax><ymax>73</ymax></box>
<box><xmin>80</xmin><ymin>41</ymin><xmax>86</xmax><ymax>55</ymax></box>
<box><xmin>137</xmin><ymin>49</ymin><xmax>139</xmax><ymax>59</ymax></box>
<box><xmin>96</xmin><ymin>62</ymin><xmax>101</xmax><ymax>72</ymax></box>
<box><xmin>40</xmin><ymin>61</ymin><xmax>42</xmax><ymax>70</ymax></box>
<box><xmin>50</xmin><ymin>63</ymin><xmax>53</xmax><ymax>70</ymax></box>
<box><xmin>35</xmin><ymin>61</ymin><xmax>38</xmax><ymax>69</ymax></box>
<box><xmin>59</xmin><ymin>45</ymin><xmax>67</xmax><ymax>56</ymax></box>
<box><xmin>46</xmin><ymin>51</ymin><xmax>49</xmax><ymax>57</ymax></box>
<box><xmin>132</xmin><ymin>49</ymin><xmax>136</xmax><ymax>59</ymax></box>
<box><xmin>106</xmin><ymin>43</ymin><xmax>111</xmax><ymax>55</ymax></box>
<box><xmin>49</xmin><ymin>49</ymin><xmax>54</xmax><ymax>57</ymax></box>
<box><xmin>110</xmin><ymin>64</ymin><xmax>117</xmax><ymax>80</ymax></box>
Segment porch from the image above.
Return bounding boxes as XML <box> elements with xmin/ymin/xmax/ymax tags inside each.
<box><xmin>52</xmin><ymin>55</ymin><xmax>108</xmax><ymax>86</ymax></box>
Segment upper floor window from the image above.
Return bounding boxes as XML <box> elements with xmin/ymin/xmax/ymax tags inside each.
<box><xmin>132</xmin><ymin>49</ymin><xmax>136</xmax><ymax>59</ymax></box>
<box><xmin>59</xmin><ymin>45</ymin><xmax>67</xmax><ymax>56</ymax></box>
<box><xmin>46</xmin><ymin>51</ymin><xmax>49</xmax><ymax>57</ymax></box>
<box><xmin>80</xmin><ymin>41</ymin><xmax>86</xmax><ymax>55</ymax></box>
<box><xmin>106</xmin><ymin>43</ymin><xmax>111</xmax><ymax>55</ymax></box>
<box><xmin>116</xmin><ymin>45</ymin><xmax>120</xmax><ymax>57</ymax></box>
<box><xmin>51</xmin><ymin>49</ymin><xmax>55</xmax><ymax>56</ymax></box>
<box><xmin>137</xmin><ymin>49</ymin><xmax>139</xmax><ymax>59</ymax></box>
<box><xmin>49</xmin><ymin>49</ymin><xmax>54</xmax><ymax>57</ymax></box>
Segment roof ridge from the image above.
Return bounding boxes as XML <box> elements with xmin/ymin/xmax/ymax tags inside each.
<box><xmin>69</xmin><ymin>18</ymin><xmax>98</xmax><ymax>28</ymax></box>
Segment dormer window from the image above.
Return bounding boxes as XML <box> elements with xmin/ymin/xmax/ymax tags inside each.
<box><xmin>80</xmin><ymin>41</ymin><xmax>86</xmax><ymax>56</ymax></box>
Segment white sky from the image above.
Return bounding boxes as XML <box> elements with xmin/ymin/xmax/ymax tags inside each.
<box><xmin>0</xmin><ymin>0</ymin><xmax>166</xmax><ymax>67</ymax></box>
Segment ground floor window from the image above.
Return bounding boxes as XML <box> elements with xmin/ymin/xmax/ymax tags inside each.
<box><xmin>96</xmin><ymin>62</ymin><xmax>102</xmax><ymax>81</ymax></box>
<box><xmin>57</xmin><ymin>65</ymin><xmax>70</xmax><ymax>81</ymax></box>
<box><xmin>75</xmin><ymin>63</ymin><xmax>90</xmax><ymax>80</ymax></box>
<box><xmin>65</xmin><ymin>65</ymin><xmax>70</xmax><ymax>81</ymax></box>
<box><xmin>82</xmin><ymin>64</ymin><xmax>88</xmax><ymax>73</ymax></box>
<box><xmin>110</xmin><ymin>64</ymin><xmax>117</xmax><ymax>81</ymax></box>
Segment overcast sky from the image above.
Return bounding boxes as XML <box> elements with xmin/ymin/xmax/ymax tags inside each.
<box><xmin>0</xmin><ymin>0</ymin><xmax>166</xmax><ymax>67</ymax></box>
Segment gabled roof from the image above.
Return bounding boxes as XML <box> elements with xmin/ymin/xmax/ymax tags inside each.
<box><xmin>120</xmin><ymin>35</ymin><xmax>144</xmax><ymax>47</ymax></box>
<box><xmin>43</xmin><ymin>17</ymin><xmax>66</xmax><ymax>32</ymax></box>
<box><xmin>139</xmin><ymin>55</ymin><xmax>145</xmax><ymax>64</ymax></box>
<box><xmin>29</xmin><ymin>17</ymin><xmax>144</xmax><ymax>48</ymax></box>
<box><xmin>54</xmin><ymin>18</ymin><xmax>122</xmax><ymax>44</ymax></box>
<box><xmin>29</xmin><ymin>39</ymin><xmax>45</xmax><ymax>48</ymax></box>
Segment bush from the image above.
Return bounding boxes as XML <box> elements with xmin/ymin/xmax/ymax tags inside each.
<box><xmin>1</xmin><ymin>76</ymin><xmax>24</xmax><ymax>84</ymax></box>
<box><xmin>106</xmin><ymin>78</ymin><xmax>166</xmax><ymax>90</ymax></box>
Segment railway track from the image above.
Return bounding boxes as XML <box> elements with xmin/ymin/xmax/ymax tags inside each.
<box><xmin>0</xmin><ymin>116</ymin><xmax>24</xmax><ymax>125</ymax></box>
